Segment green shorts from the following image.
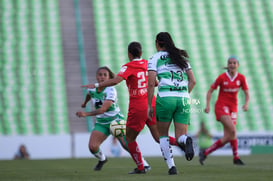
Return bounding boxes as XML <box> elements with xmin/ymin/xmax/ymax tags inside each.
<box><xmin>155</xmin><ymin>96</ymin><xmax>191</xmax><ymax>124</ymax></box>
<box><xmin>93</xmin><ymin>114</ymin><xmax>124</xmax><ymax>136</ymax></box>
<box><xmin>93</xmin><ymin>123</ymin><xmax>111</xmax><ymax>136</ymax></box>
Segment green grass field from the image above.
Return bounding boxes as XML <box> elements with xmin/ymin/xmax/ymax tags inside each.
<box><xmin>0</xmin><ymin>154</ymin><xmax>272</xmax><ymax>181</ymax></box>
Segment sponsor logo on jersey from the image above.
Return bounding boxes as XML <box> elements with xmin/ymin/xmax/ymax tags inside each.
<box><xmin>160</xmin><ymin>55</ymin><xmax>169</xmax><ymax>60</ymax></box>
<box><xmin>129</xmin><ymin>88</ymin><xmax>147</xmax><ymax>96</ymax></box>
<box><xmin>170</xmin><ymin>86</ymin><xmax>187</xmax><ymax>91</ymax></box>
<box><xmin>223</xmin><ymin>88</ymin><xmax>239</xmax><ymax>92</ymax></box>
<box><xmin>120</xmin><ymin>66</ymin><xmax>127</xmax><ymax>73</ymax></box>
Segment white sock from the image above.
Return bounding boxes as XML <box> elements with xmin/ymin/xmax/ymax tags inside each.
<box><xmin>142</xmin><ymin>157</ymin><xmax>149</xmax><ymax>167</ymax></box>
<box><xmin>160</xmin><ymin>137</ymin><xmax>175</xmax><ymax>169</ymax></box>
<box><xmin>93</xmin><ymin>148</ymin><xmax>106</xmax><ymax>161</ymax></box>
<box><xmin>177</xmin><ymin>135</ymin><xmax>188</xmax><ymax>145</ymax></box>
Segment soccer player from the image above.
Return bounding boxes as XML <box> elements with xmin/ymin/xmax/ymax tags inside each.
<box><xmin>147</xmin><ymin>32</ymin><xmax>196</xmax><ymax>175</ymax></box>
<box><xmin>195</xmin><ymin>121</ymin><xmax>213</xmax><ymax>156</ymax></box>
<box><xmin>81</xmin><ymin>42</ymin><xmax>178</xmax><ymax>174</ymax></box>
<box><xmin>199</xmin><ymin>56</ymin><xmax>249</xmax><ymax>165</ymax></box>
<box><xmin>76</xmin><ymin>66</ymin><xmax>150</xmax><ymax>171</ymax></box>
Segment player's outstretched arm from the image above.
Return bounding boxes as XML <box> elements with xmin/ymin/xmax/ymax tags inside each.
<box><xmin>81</xmin><ymin>84</ymin><xmax>95</xmax><ymax>89</ymax></box>
<box><xmin>76</xmin><ymin>100</ymin><xmax>113</xmax><ymax>117</ymax></box>
<box><xmin>81</xmin><ymin>76</ymin><xmax>124</xmax><ymax>89</ymax></box>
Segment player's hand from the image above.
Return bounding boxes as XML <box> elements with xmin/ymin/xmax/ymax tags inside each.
<box><xmin>155</xmin><ymin>80</ymin><xmax>159</xmax><ymax>87</ymax></box>
<box><xmin>147</xmin><ymin>105</ymin><xmax>153</xmax><ymax>121</ymax></box>
<box><xmin>81</xmin><ymin>103</ymin><xmax>86</xmax><ymax>108</ymax></box>
<box><xmin>76</xmin><ymin>111</ymin><xmax>86</xmax><ymax>117</ymax></box>
<box><xmin>242</xmin><ymin>104</ymin><xmax>248</xmax><ymax>111</ymax></box>
<box><xmin>81</xmin><ymin>84</ymin><xmax>95</xmax><ymax>89</ymax></box>
<box><xmin>204</xmin><ymin>106</ymin><xmax>210</xmax><ymax>113</ymax></box>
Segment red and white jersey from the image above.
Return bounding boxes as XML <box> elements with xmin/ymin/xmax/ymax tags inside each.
<box><xmin>211</xmin><ymin>72</ymin><xmax>248</xmax><ymax>107</ymax></box>
<box><xmin>117</xmin><ymin>58</ymin><xmax>148</xmax><ymax>102</ymax></box>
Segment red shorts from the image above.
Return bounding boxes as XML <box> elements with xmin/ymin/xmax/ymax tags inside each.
<box><xmin>215</xmin><ymin>102</ymin><xmax>237</xmax><ymax>125</ymax></box>
<box><xmin>126</xmin><ymin>97</ymin><xmax>156</xmax><ymax>132</ymax></box>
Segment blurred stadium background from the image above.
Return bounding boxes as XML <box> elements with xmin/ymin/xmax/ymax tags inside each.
<box><xmin>1</xmin><ymin>0</ymin><xmax>273</xmax><ymax>159</ymax></box>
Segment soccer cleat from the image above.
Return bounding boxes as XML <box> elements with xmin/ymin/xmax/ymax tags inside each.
<box><xmin>168</xmin><ymin>166</ymin><xmax>177</xmax><ymax>175</ymax></box>
<box><xmin>178</xmin><ymin>137</ymin><xmax>194</xmax><ymax>161</ymax></box>
<box><xmin>199</xmin><ymin>150</ymin><xmax>207</xmax><ymax>165</ymax></box>
<box><xmin>94</xmin><ymin>158</ymin><xmax>108</xmax><ymax>171</ymax></box>
<box><xmin>128</xmin><ymin>168</ymin><xmax>146</xmax><ymax>174</ymax></box>
<box><xmin>184</xmin><ymin>137</ymin><xmax>194</xmax><ymax>161</ymax></box>
<box><xmin>233</xmin><ymin>158</ymin><xmax>245</xmax><ymax>165</ymax></box>
<box><xmin>144</xmin><ymin>166</ymin><xmax>151</xmax><ymax>172</ymax></box>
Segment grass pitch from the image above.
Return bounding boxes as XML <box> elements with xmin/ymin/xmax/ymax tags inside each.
<box><xmin>0</xmin><ymin>154</ymin><xmax>272</xmax><ymax>181</ymax></box>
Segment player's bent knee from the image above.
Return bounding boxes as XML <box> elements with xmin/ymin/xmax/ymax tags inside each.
<box><xmin>89</xmin><ymin>144</ymin><xmax>100</xmax><ymax>153</ymax></box>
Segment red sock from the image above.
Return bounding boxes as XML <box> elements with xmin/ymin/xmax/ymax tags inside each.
<box><xmin>169</xmin><ymin>136</ymin><xmax>178</xmax><ymax>146</ymax></box>
<box><xmin>128</xmin><ymin>141</ymin><xmax>144</xmax><ymax>170</ymax></box>
<box><xmin>230</xmin><ymin>139</ymin><xmax>239</xmax><ymax>160</ymax></box>
<box><xmin>204</xmin><ymin>139</ymin><xmax>224</xmax><ymax>156</ymax></box>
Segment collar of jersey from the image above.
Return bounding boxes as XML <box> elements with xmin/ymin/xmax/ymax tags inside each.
<box><xmin>225</xmin><ymin>71</ymin><xmax>238</xmax><ymax>82</ymax></box>
<box><xmin>132</xmin><ymin>58</ymin><xmax>142</xmax><ymax>61</ymax></box>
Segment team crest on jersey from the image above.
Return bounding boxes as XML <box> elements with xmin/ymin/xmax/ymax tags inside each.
<box><xmin>236</xmin><ymin>80</ymin><xmax>240</xmax><ymax>86</ymax></box>
<box><xmin>224</xmin><ymin>81</ymin><xmax>228</xmax><ymax>85</ymax></box>
<box><xmin>223</xmin><ymin>106</ymin><xmax>230</xmax><ymax>114</ymax></box>
<box><xmin>120</xmin><ymin>66</ymin><xmax>127</xmax><ymax>73</ymax></box>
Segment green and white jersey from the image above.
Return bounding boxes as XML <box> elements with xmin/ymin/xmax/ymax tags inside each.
<box><xmin>88</xmin><ymin>86</ymin><xmax>123</xmax><ymax>124</ymax></box>
<box><xmin>148</xmin><ymin>51</ymin><xmax>191</xmax><ymax>98</ymax></box>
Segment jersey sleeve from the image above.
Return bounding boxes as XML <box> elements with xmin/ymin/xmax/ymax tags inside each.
<box><xmin>148</xmin><ymin>54</ymin><xmax>157</xmax><ymax>71</ymax></box>
<box><xmin>241</xmin><ymin>74</ymin><xmax>249</xmax><ymax>90</ymax></box>
<box><xmin>117</xmin><ymin>64</ymin><xmax>131</xmax><ymax>80</ymax></box>
<box><xmin>211</xmin><ymin>75</ymin><xmax>222</xmax><ymax>89</ymax></box>
<box><xmin>105</xmin><ymin>87</ymin><xmax>117</xmax><ymax>101</ymax></box>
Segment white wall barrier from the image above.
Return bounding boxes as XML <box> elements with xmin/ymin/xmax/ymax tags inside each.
<box><xmin>1</xmin><ymin>132</ymin><xmax>273</xmax><ymax>160</ymax></box>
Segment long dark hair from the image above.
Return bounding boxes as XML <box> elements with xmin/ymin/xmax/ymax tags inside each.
<box><xmin>96</xmin><ymin>66</ymin><xmax>115</xmax><ymax>79</ymax></box>
<box><xmin>156</xmin><ymin>32</ymin><xmax>189</xmax><ymax>69</ymax></box>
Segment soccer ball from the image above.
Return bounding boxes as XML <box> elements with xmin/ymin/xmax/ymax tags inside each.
<box><xmin>110</xmin><ymin>120</ymin><xmax>126</xmax><ymax>137</ymax></box>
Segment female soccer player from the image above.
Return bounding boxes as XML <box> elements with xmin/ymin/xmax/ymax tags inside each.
<box><xmin>76</xmin><ymin>66</ymin><xmax>150</xmax><ymax>171</ymax></box>
<box><xmin>81</xmin><ymin>42</ymin><xmax>178</xmax><ymax>174</ymax></box>
<box><xmin>199</xmin><ymin>56</ymin><xmax>249</xmax><ymax>165</ymax></box>
<box><xmin>147</xmin><ymin>32</ymin><xmax>196</xmax><ymax>175</ymax></box>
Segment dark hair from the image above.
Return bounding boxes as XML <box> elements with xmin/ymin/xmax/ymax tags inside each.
<box><xmin>128</xmin><ymin>41</ymin><xmax>142</xmax><ymax>58</ymax></box>
<box><xmin>96</xmin><ymin>66</ymin><xmax>115</xmax><ymax>79</ymax></box>
<box><xmin>156</xmin><ymin>32</ymin><xmax>189</xmax><ymax>69</ymax></box>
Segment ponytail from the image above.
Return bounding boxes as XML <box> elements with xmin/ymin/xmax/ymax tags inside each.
<box><xmin>156</xmin><ymin>32</ymin><xmax>189</xmax><ymax>69</ymax></box>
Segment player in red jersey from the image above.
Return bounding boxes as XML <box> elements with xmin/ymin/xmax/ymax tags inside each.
<box><xmin>199</xmin><ymin>56</ymin><xmax>250</xmax><ymax>165</ymax></box>
<box><xmin>81</xmin><ymin>42</ymin><xmax>178</xmax><ymax>174</ymax></box>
